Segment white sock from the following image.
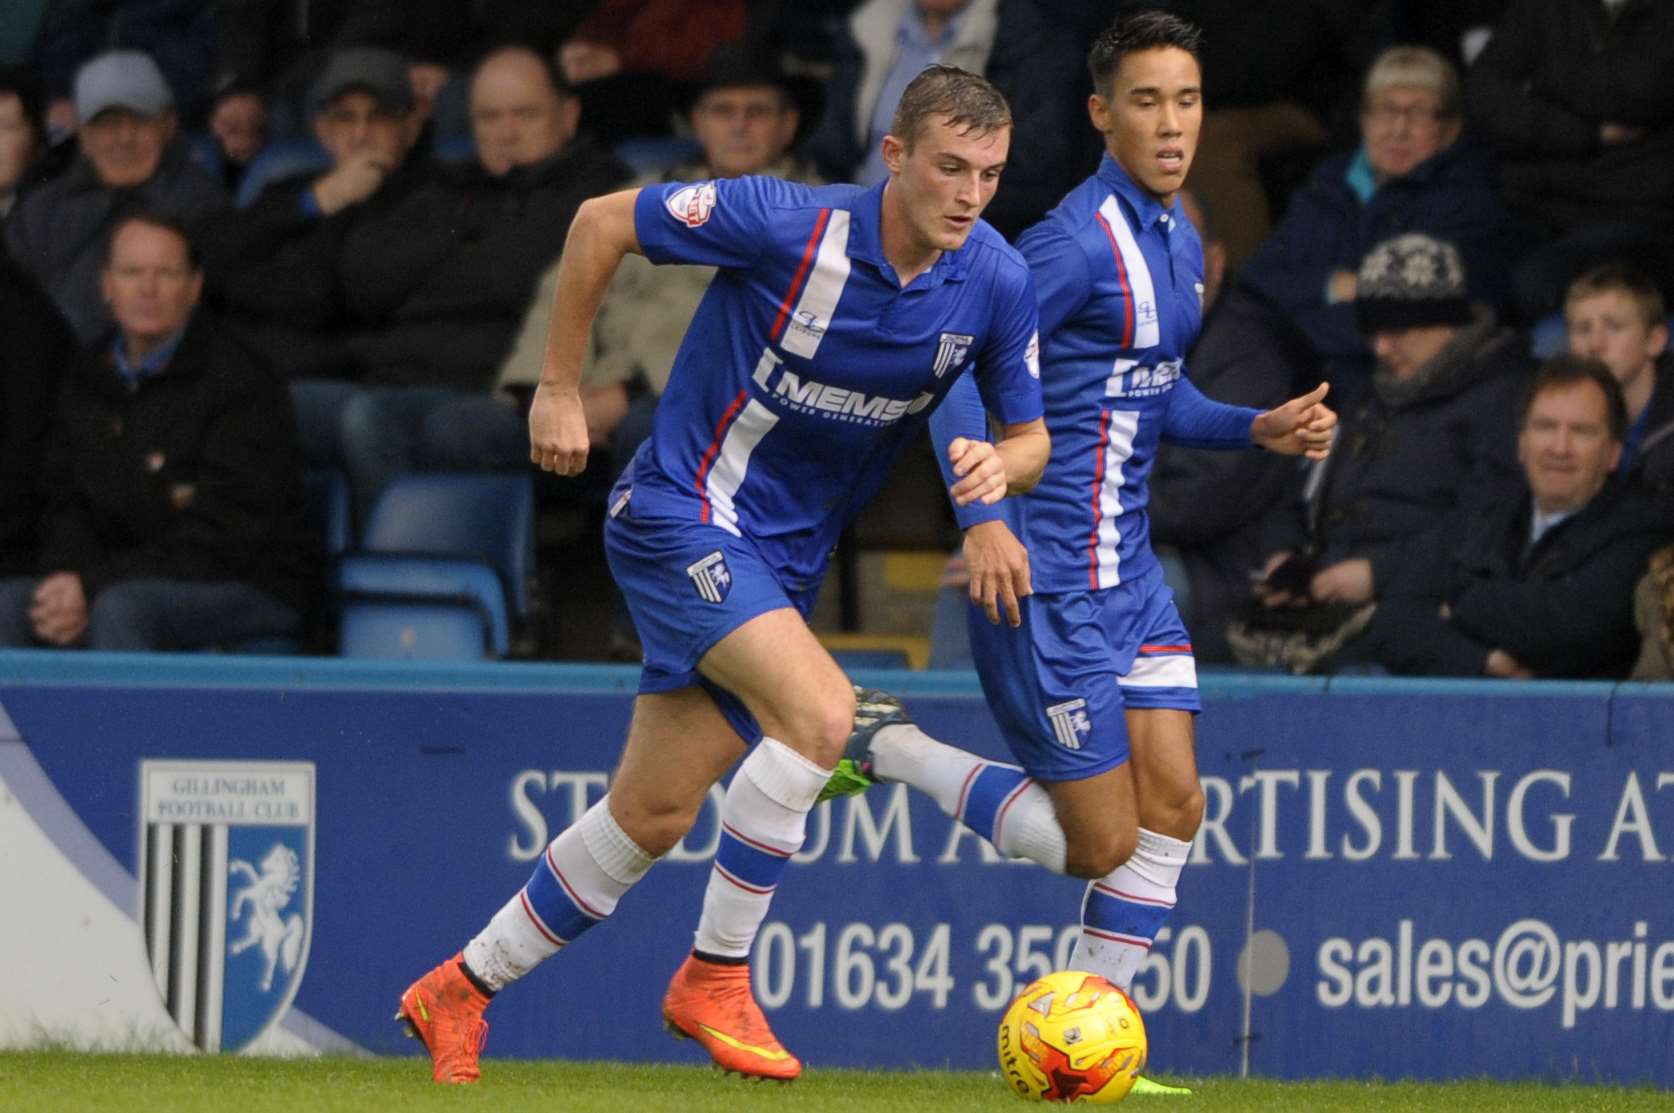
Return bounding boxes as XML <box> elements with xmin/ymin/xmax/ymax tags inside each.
<box><xmin>463</xmin><ymin>795</ymin><xmax>655</xmax><ymax>991</ymax></box>
<box><xmin>1070</xmin><ymin>827</ymin><xmax>1190</xmax><ymax>990</ymax></box>
<box><xmin>873</xmin><ymin>724</ymin><xmax>1066</xmax><ymax>873</ymax></box>
<box><xmin>693</xmin><ymin>737</ymin><xmax>829</xmax><ymax>959</ymax></box>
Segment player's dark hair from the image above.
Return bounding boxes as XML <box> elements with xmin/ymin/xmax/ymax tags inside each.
<box><xmin>105</xmin><ymin>210</ymin><xmax>202</xmax><ymax>271</ymax></box>
<box><xmin>889</xmin><ymin>64</ymin><xmax>1011</xmax><ymax>150</ymax></box>
<box><xmin>1088</xmin><ymin>10</ymin><xmax>1202</xmax><ymax>97</ymax></box>
<box><xmin>1522</xmin><ymin>354</ymin><xmax>1629</xmax><ymax>442</ymax></box>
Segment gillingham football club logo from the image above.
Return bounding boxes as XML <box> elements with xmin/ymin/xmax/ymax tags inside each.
<box><xmin>1045</xmin><ymin>698</ymin><xmax>1092</xmax><ymax>750</ymax></box>
<box><xmin>933</xmin><ymin>332</ymin><xmax>975</xmax><ymax>378</ymax></box>
<box><xmin>666</xmin><ymin>181</ymin><xmax>718</xmax><ymax>228</ymax></box>
<box><xmin>138</xmin><ymin>760</ymin><xmax>315</xmax><ymax>1052</ymax></box>
<box><xmin>687</xmin><ymin>551</ymin><xmax>732</xmax><ymax>604</ymax></box>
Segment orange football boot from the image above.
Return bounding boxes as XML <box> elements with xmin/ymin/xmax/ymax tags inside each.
<box><xmin>396</xmin><ymin>952</ymin><xmax>491</xmax><ymax>1083</ymax></box>
<box><xmin>661</xmin><ymin>954</ymin><xmax>802</xmax><ymax>1080</ymax></box>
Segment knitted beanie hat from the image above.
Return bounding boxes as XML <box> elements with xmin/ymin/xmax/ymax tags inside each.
<box><xmin>1354</xmin><ymin>232</ymin><xmax>1472</xmax><ymax>333</ymax></box>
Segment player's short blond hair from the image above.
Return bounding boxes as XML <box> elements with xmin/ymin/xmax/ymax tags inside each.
<box><xmin>889</xmin><ymin>64</ymin><xmax>1011</xmax><ymax>151</ymax></box>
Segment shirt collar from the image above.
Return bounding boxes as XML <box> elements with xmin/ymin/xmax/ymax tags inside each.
<box><xmin>846</xmin><ymin>179</ymin><xmax>973</xmax><ymax>287</ymax></box>
<box><xmin>1096</xmin><ymin>153</ymin><xmax>1173</xmax><ymax>232</ymax></box>
<box><xmin>1344</xmin><ymin>147</ymin><xmax>1378</xmax><ymax>204</ymax></box>
<box><xmin>110</xmin><ymin>320</ymin><xmax>189</xmax><ymax>386</ymax></box>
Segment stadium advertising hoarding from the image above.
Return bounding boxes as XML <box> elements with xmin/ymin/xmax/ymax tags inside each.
<box><xmin>0</xmin><ymin>655</ymin><xmax>1669</xmax><ymax>1083</ymax></box>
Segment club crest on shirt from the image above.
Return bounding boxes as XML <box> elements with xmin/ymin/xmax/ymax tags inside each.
<box><xmin>666</xmin><ymin>182</ymin><xmax>718</xmax><ymax>228</ymax></box>
<box><xmin>1136</xmin><ymin>297</ymin><xmax>1158</xmax><ymax>330</ymax></box>
<box><xmin>686</xmin><ymin>551</ymin><xmax>732</xmax><ymax>603</ymax></box>
<box><xmin>932</xmin><ymin>332</ymin><xmax>975</xmax><ymax>378</ymax></box>
<box><xmin>1045</xmin><ymin>698</ymin><xmax>1092</xmax><ymax>750</ymax></box>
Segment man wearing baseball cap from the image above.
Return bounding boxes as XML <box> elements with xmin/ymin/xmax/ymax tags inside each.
<box><xmin>198</xmin><ymin>47</ymin><xmax>433</xmax><ymax>387</ymax></box>
<box><xmin>5</xmin><ymin>49</ymin><xmax>227</xmax><ymax>343</ymax></box>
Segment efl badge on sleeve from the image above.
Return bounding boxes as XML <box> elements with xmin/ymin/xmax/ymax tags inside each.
<box><xmin>139</xmin><ymin>760</ymin><xmax>315</xmax><ymax>1052</ymax></box>
<box><xmin>666</xmin><ymin>182</ymin><xmax>718</xmax><ymax>228</ymax></box>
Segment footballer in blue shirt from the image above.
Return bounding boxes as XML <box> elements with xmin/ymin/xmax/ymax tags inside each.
<box><xmin>395</xmin><ymin>66</ymin><xmax>1049</xmax><ymax>1083</ymax></box>
<box><xmin>822</xmin><ymin>13</ymin><xmax>1337</xmax><ymax>1090</ymax></box>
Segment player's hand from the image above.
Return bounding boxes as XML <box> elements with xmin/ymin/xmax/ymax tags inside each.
<box><xmin>947</xmin><ymin>437</ymin><xmax>1007</xmax><ymax>506</ymax></box>
<box><xmin>29</xmin><ymin>572</ymin><xmax>88</xmax><ymax>646</ymax></box>
<box><xmin>528</xmin><ymin>382</ymin><xmax>591</xmax><ymax>476</ymax></box>
<box><xmin>963</xmin><ymin>520</ymin><xmax>1031</xmax><ymax>627</ymax></box>
<box><xmin>1252</xmin><ymin>383</ymin><xmax>1336</xmax><ymax>459</ymax></box>
<box><xmin>1310</xmin><ymin>558</ymin><xmax>1373</xmax><ymax>605</ymax></box>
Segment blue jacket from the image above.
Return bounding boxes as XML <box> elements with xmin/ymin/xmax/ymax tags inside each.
<box><xmin>1240</xmin><ymin>141</ymin><xmax>1519</xmax><ymax>371</ymax></box>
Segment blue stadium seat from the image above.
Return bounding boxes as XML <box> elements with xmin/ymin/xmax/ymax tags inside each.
<box><xmin>337</xmin><ymin>553</ymin><xmax>509</xmax><ymax>654</ymax></box>
<box><xmin>334</xmin><ymin>474</ymin><xmax>535</xmax><ymax>659</ymax></box>
<box><xmin>828</xmin><ymin>647</ymin><xmax>913</xmax><ymax>670</ymax></box>
<box><xmin>337</xmin><ymin>598</ymin><xmax>491</xmax><ymax>659</ymax></box>
<box><xmin>235</xmin><ymin>138</ymin><xmax>330</xmax><ymax>208</ymax></box>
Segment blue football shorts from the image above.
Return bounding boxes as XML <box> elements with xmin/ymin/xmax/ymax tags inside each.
<box><xmin>966</xmin><ymin>563</ymin><xmax>1200</xmax><ymax>783</ymax></box>
<box><xmin>603</xmin><ymin>497</ymin><xmax>818</xmax><ymax>744</ymax></box>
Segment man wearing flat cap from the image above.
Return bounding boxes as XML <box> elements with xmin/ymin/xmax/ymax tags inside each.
<box><xmin>5</xmin><ymin>50</ymin><xmax>228</xmax><ymax>344</ymax></box>
<box><xmin>198</xmin><ymin>47</ymin><xmax>433</xmax><ymax>390</ymax></box>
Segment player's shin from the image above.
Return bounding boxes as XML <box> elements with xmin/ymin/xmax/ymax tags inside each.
<box><xmin>462</xmin><ymin>794</ymin><xmax>657</xmax><ymax>991</ymax></box>
<box><xmin>873</xmin><ymin>723</ymin><xmax>1068</xmax><ymax>874</ymax></box>
<box><xmin>1069</xmin><ymin>827</ymin><xmax>1190</xmax><ymax>990</ymax></box>
<box><xmin>692</xmin><ymin>736</ymin><xmax>829</xmax><ymax>958</ymax></box>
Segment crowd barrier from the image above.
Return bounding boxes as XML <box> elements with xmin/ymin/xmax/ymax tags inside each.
<box><xmin>0</xmin><ymin>651</ymin><xmax>1669</xmax><ymax>1084</ymax></box>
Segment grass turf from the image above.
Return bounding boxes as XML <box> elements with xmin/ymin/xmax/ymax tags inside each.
<box><xmin>0</xmin><ymin>1053</ymin><xmax>1668</xmax><ymax>1113</ymax></box>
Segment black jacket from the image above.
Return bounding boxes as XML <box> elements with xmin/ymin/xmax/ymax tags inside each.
<box><xmin>1622</xmin><ymin>354</ymin><xmax>1674</xmax><ymax>506</ymax></box>
<box><xmin>1362</xmin><ymin>485</ymin><xmax>1672</xmax><ymax>678</ymax></box>
<box><xmin>1465</xmin><ymin>0</ymin><xmax>1674</xmax><ymax>233</ymax></box>
<box><xmin>1264</xmin><ymin>309</ymin><xmax>1529</xmax><ymax>591</ymax></box>
<box><xmin>338</xmin><ymin>135</ymin><xmax>630</xmax><ymax>391</ymax></box>
<box><xmin>37</xmin><ymin>313</ymin><xmax>315</xmax><ymax>613</ymax></box>
<box><xmin>198</xmin><ymin>154</ymin><xmax>434</xmax><ymax>380</ymax></box>
<box><xmin>0</xmin><ymin>252</ymin><xmax>75</xmax><ymax>577</ymax></box>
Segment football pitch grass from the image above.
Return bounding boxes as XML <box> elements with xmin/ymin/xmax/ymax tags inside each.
<box><xmin>0</xmin><ymin>1053</ymin><xmax>1668</xmax><ymax>1113</ymax></box>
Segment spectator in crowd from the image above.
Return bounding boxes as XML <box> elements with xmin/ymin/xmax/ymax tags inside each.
<box><xmin>204</xmin><ymin>82</ymin><xmax>268</xmax><ymax>191</ymax></box>
<box><xmin>803</xmin><ymin>0</ymin><xmax>1085</xmax><ymax>239</ymax></box>
<box><xmin>1340</xmin><ymin>356</ymin><xmax>1670</xmax><ymax>678</ymax></box>
<box><xmin>1235</xmin><ymin>45</ymin><xmax>1518</xmax><ymax>385</ymax></box>
<box><xmin>0</xmin><ymin>247</ymin><xmax>75</xmax><ymax>578</ymax></box>
<box><xmin>1563</xmin><ymin>264</ymin><xmax>1674</xmax><ymax>500</ymax></box>
<box><xmin>1465</xmin><ymin>0</ymin><xmax>1674</xmax><ymax>320</ymax></box>
<box><xmin>1230</xmin><ymin>234</ymin><xmax>1527</xmax><ymax>671</ymax></box>
<box><xmin>420</xmin><ymin>52</ymin><xmax>822</xmax><ymax>492</ymax></box>
<box><xmin>197</xmin><ymin>47</ymin><xmax>430</xmax><ymax>393</ymax></box>
<box><xmin>0</xmin><ymin>68</ymin><xmax>50</xmax><ymax>221</ymax></box>
<box><xmin>1149</xmin><ymin>191</ymin><xmax>1317</xmax><ymax>663</ymax></box>
<box><xmin>6</xmin><ymin>1</ymin><xmax>218</xmax><ymax>140</ymax></box>
<box><xmin>5</xmin><ymin>50</ymin><xmax>228</xmax><ymax>345</ymax></box>
<box><xmin>298</xmin><ymin>44</ymin><xmax>629</xmax><ymax>518</ymax></box>
<box><xmin>557</xmin><ymin>0</ymin><xmax>749</xmax><ymax>138</ymax></box>
<box><xmin>0</xmin><ymin>213</ymin><xmax>313</xmax><ymax>651</ymax></box>
<box><xmin>1629</xmin><ymin>543</ymin><xmax>1674</xmax><ymax>680</ymax></box>
<box><xmin>1175</xmin><ymin>0</ymin><xmax>1368</xmax><ymax>269</ymax></box>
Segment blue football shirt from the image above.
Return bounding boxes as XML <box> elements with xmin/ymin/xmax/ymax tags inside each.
<box><xmin>622</xmin><ymin>175</ymin><xmax>1044</xmax><ymax>588</ymax></box>
<box><xmin>933</xmin><ymin>154</ymin><xmax>1259</xmax><ymax>594</ymax></box>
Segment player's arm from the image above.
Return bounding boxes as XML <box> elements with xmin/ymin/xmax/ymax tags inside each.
<box><xmin>946</xmin><ymin>417</ymin><xmax>1049</xmax><ymax>505</ymax></box>
<box><xmin>530</xmin><ymin>187</ymin><xmax>643</xmax><ymax>477</ymax></box>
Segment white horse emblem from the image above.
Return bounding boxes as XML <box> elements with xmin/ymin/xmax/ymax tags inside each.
<box><xmin>228</xmin><ymin>843</ymin><xmax>306</xmax><ymax>992</ymax></box>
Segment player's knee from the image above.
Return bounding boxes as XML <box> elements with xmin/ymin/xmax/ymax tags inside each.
<box><xmin>1144</xmin><ymin>781</ymin><xmax>1205</xmax><ymax>841</ymax></box>
<box><xmin>1064</xmin><ymin>826</ymin><xmax>1137</xmax><ymax>880</ymax></box>
<box><xmin>774</xmin><ymin>685</ymin><xmax>855</xmax><ymax>769</ymax></box>
<box><xmin>609</xmin><ymin>791</ymin><xmax>702</xmax><ymax>857</ymax></box>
